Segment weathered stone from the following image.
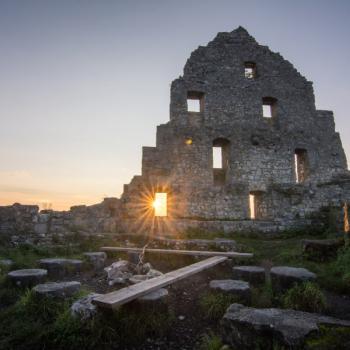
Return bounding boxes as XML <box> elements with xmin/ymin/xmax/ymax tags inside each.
<box><xmin>83</xmin><ymin>252</ymin><xmax>107</xmax><ymax>270</ymax></box>
<box><xmin>210</xmin><ymin>279</ymin><xmax>250</xmax><ymax>300</ymax></box>
<box><xmin>146</xmin><ymin>269</ymin><xmax>163</xmax><ymax>278</ymax></box>
<box><xmin>129</xmin><ymin>274</ymin><xmax>150</xmax><ymax>284</ymax></box>
<box><xmin>104</xmin><ymin>260</ymin><xmax>135</xmax><ymax>285</ymax></box>
<box><xmin>138</xmin><ymin>288</ymin><xmax>169</xmax><ymax>302</ymax></box>
<box><xmin>2</xmin><ymin>27</ymin><xmax>350</xmax><ymax>240</ymax></box>
<box><xmin>136</xmin><ymin>262</ymin><xmax>152</xmax><ymax>275</ymax></box>
<box><xmin>233</xmin><ymin>266</ymin><xmax>265</xmax><ymax>285</ymax></box>
<box><xmin>271</xmin><ymin>266</ymin><xmax>316</xmax><ymax>289</ymax></box>
<box><xmin>33</xmin><ymin>281</ymin><xmax>81</xmax><ymax>298</ymax></box>
<box><xmin>104</xmin><ymin>260</ymin><xmax>132</xmax><ymax>279</ymax></box>
<box><xmin>302</xmin><ymin>238</ymin><xmax>343</xmax><ymax>261</ymax></box>
<box><xmin>118</xmin><ymin>26</ymin><xmax>350</xmax><ymax>235</ymax></box>
<box><xmin>8</xmin><ymin>269</ymin><xmax>47</xmax><ymax>287</ymax></box>
<box><xmin>71</xmin><ymin>293</ymin><xmax>102</xmax><ymax>321</ymax></box>
<box><xmin>221</xmin><ymin>303</ymin><xmax>350</xmax><ymax>349</ymax></box>
<box><xmin>38</xmin><ymin>258</ymin><xmax>83</xmax><ymax>278</ymax></box>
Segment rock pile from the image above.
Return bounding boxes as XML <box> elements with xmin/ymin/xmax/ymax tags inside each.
<box><xmin>104</xmin><ymin>259</ymin><xmax>163</xmax><ymax>286</ymax></box>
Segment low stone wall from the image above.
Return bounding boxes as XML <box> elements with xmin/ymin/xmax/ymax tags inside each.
<box><xmin>120</xmin><ymin>216</ymin><xmax>324</xmax><ymax>236</ymax></box>
<box><xmin>0</xmin><ymin>198</ymin><xmax>120</xmax><ymax>245</ymax></box>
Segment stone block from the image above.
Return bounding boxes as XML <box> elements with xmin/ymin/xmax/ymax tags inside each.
<box><xmin>8</xmin><ymin>268</ymin><xmax>47</xmax><ymax>287</ymax></box>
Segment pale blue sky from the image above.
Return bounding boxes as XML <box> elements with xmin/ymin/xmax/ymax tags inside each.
<box><xmin>0</xmin><ymin>0</ymin><xmax>349</xmax><ymax>209</ymax></box>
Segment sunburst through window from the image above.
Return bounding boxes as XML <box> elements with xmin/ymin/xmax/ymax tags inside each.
<box><xmin>152</xmin><ymin>192</ymin><xmax>167</xmax><ymax>217</ymax></box>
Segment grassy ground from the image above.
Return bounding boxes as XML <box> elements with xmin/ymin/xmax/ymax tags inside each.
<box><xmin>0</xmin><ymin>229</ymin><xmax>350</xmax><ymax>349</ymax></box>
<box><xmin>233</xmin><ymin>232</ymin><xmax>350</xmax><ymax>294</ymax></box>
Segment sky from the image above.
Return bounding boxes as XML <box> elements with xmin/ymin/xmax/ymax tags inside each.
<box><xmin>0</xmin><ymin>0</ymin><xmax>349</xmax><ymax>210</ymax></box>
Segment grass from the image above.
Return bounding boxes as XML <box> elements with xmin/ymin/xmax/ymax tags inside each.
<box><xmin>305</xmin><ymin>325</ymin><xmax>350</xmax><ymax>350</ymax></box>
<box><xmin>1</xmin><ymin>228</ymin><xmax>350</xmax><ymax>349</ymax></box>
<box><xmin>0</xmin><ymin>287</ymin><xmax>175</xmax><ymax>350</ymax></box>
<box><xmin>282</xmin><ymin>281</ymin><xmax>327</xmax><ymax>313</ymax></box>
<box><xmin>199</xmin><ymin>292</ymin><xmax>241</xmax><ymax>320</ymax></box>
<box><xmin>198</xmin><ymin>332</ymin><xmax>227</xmax><ymax>350</ymax></box>
<box><xmin>233</xmin><ymin>233</ymin><xmax>350</xmax><ymax>294</ymax></box>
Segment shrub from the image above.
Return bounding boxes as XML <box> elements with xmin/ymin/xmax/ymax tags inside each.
<box><xmin>282</xmin><ymin>282</ymin><xmax>326</xmax><ymax>313</ymax></box>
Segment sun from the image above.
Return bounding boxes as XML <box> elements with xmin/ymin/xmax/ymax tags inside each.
<box><xmin>152</xmin><ymin>193</ymin><xmax>167</xmax><ymax>217</ymax></box>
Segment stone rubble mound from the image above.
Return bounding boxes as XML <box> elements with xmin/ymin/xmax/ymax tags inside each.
<box><xmin>104</xmin><ymin>259</ymin><xmax>163</xmax><ymax>286</ymax></box>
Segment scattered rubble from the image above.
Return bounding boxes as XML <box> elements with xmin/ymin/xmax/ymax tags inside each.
<box><xmin>71</xmin><ymin>293</ymin><xmax>102</xmax><ymax>321</ymax></box>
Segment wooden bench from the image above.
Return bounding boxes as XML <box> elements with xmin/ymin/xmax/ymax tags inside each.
<box><xmin>100</xmin><ymin>246</ymin><xmax>253</xmax><ymax>258</ymax></box>
<box><xmin>93</xmin><ymin>256</ymin><xmax>228</xmax><ymax>309</ymax></box>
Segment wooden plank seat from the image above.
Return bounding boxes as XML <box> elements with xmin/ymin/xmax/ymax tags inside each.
<box><xmin>93</xmin><ymin>256</ymin><xmax>228</xmax><ymax>309</ymax></box>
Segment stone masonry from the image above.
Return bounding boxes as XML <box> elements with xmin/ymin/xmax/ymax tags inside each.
<box><xmin>1</xmin><ymin>27</ymin><xmax>350</xmax><ymax>239</ymax></box>
<box><xmin>0</xmin><ymin>198</ymin><xmax>120</xmax><ymax>245</ymax></box>
<box><xmin>119</xmin><ymin>27</ymin><xmax>350</xmax><ymax>235</ymax></box>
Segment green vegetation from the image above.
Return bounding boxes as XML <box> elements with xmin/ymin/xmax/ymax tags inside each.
<box><xmin>306</xmin><ymin>325</ymin><xmax>350</xmax><ymax>350</ymax></box>
<box><xmin>199</xmin><ymin>292</ymin><xmax>240</xmax><ymax>320</ymax></box>
<box><xmin>232</xmin><ymin>233</ymin><xmax>350</xmax><ymax>294</ymax></box>
<box><xmin>1</xmin><ymin>227</ymin><xmax>350</xmax><ymax>349</ymax></box>
<box><xmin>251</xmin><ymin>281</ymin><xmax>275</xmax><ymax>308</ymax></box>
<box><xmin>198</xmin><ymin>332</ymin><xmax>226</xmax><ymax>350</ymax></box>
<box><xmin>0</xmin><ymin>287</ymin><xmax>175</xmax><ymax>350</ymax></box>
<box><xmin>282</xmin><ymin>282</ymin><xmax>326</xmax><ymax>313</ymax></box>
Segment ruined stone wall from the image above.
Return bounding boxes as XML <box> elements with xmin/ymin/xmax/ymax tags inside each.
<box><xmin>0</xmin><ymin>198</ymin><xmax>120</xmax><ymax>245</ymax></box>
<box><xmin>120</xmin><ymin>27</ymin><xmax>350</xmax><ymax>234</ymax></box>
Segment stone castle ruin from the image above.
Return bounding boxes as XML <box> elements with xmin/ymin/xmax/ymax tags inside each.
<box><xmin>120</xmin><ymin>26</ymin><xmax>350</xmax><ymax>234</ymax></box>
<box><xmin>1</xmin><ymin>27</ymin><xmax>350</xmax><ymax>240</ymax></box>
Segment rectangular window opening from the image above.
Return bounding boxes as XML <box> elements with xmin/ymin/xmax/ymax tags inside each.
<box><xmin>213</xmin><ymin>147</ymin><xmax>223</xmax><ymax>169</ymax></box>
<box><xmin>187</xmin><ymin>99</ymin><xmax>201</xmax><ymax>112</ymax></box>
<box><xmin>262</xmin><ymin>104</ymin><xmax>273</xmax><ymax>118</ymax></box>
<box><xmin>153</xmin><ymin>192</ymin><xmax>167</xmax><ymax>217</ymax></box>
<box><xmin>249</xmin><ymin>194</ymin><xmax>255</xmax><ymax>219</ymax></box>
<box><xmin>244</xmin><ymin>62</ymin><xmax>256</xmax><ymax>79</ymax></box>
<box><xmin>187</xmin><ymin>91</ymin><xmax>204</xmax><ymax>113</ymax></box>
<box><xmin>294</xmin><ymin>149</ymin><xmax>309</xmax><ymax>183</ymax></box>
<box><xmin>262</xmin><ymin>97</ymin><xmax>277</xmax><ymax>118</ymax></box>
